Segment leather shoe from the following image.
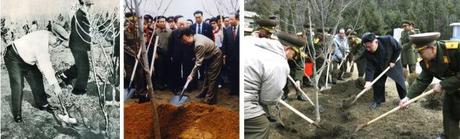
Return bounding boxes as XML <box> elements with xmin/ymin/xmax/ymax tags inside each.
<box><xmin>38</xmin><ymin>104</ymin><xmax>57</xmax><ymax>113</ymax></box>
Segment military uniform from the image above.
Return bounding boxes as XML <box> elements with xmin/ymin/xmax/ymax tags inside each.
<box><xmin>315</xmin><ymin>28</ymin><xmax>334</xmax><ymax>87</ymax></box>
<box><xmin>407</xmin><ymin>32</ymin><xmax>460</xmax><ymax>139</ymax></box>
<box><xmin>348</xmin><ymin>34</ymin><xmax>366</xmax><ymax>77</ymax></box>
<box><xmin>277</xmin><ymin>32</ymin><xmax>308</xmax><ymax>101</ymax></box>
<box><xmin>253</xmin><ymin>19</ymin><xmax>282</xmax><ymax>123</ymax></box>
<box><xmin>254</xmin><ymin>19</ymin><xmax>277</xmax><ymax>39</ymax></box>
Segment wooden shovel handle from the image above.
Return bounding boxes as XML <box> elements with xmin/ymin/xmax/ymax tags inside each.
<box><xmin>278</xmin><ymin>99</ymin><xmax>317</xmax><ymax>126</ymax></box>
<box><xmin>363</xmin><ymin>89</ymin><xmax>434</xmax><ymax>127</ymax></box>
<box><xmin>353</xmin><ymin>57</ymin><xmax>401</xmax><ymax>103</ymax></box>
<box><xmin>288</xmin><ymin>75</ymin><xmax>315</xmax><ymax>107</ymax></box>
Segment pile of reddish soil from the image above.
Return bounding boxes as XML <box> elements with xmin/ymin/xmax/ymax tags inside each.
<box><xmin>124</xmin><ymin>102</ymin><xmax>239</xmax><ymax>139</ymax></box>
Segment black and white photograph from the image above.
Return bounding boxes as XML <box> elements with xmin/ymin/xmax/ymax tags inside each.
<box><xmin>1</xmin><ymin>0</ymin><xmax>120</xmax><ymax>138</ymax></box>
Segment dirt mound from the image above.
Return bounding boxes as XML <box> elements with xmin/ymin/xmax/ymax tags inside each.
<box><xmin>270</xmin><ymin>79</ymin><xmax>442</xmax><ymax>138</ymax></box>
<box><xmin>124</xmin><ymin>102</ymin><xmax>239</xmax><ymax>139</ymax></box>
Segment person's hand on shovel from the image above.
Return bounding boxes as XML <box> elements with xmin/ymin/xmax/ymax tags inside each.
<box><xmin>400</xmin><ymin>83</ymin><xmax>443</xmax><ymax>109</ymax></box>
<box><xmin>432</xmin><ymin>83</ymin><xmax>444</xmax><ymax>93</ymax></box>
<box><xmin>187</xmin><ymin>75</ymin><xmax>193</xmax><ymax>82</ymax></box>
<box><xmin>399</xmin><ymin>97</ymin><xmax>410</xmax><ymax>109</ymax></box>
<box><xmin>389</xmin><ymin>62</ymin><xmax>395</xmax><ymax>68</ymax></box>
<box><xmin>364</xmin><ymin>81</ymin><xmax>372</xmax><ymax>89</ymax></box>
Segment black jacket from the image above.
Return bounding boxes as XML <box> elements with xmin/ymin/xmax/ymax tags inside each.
<box><xmin>69</xmin><ymin>9</ymin><xmax>91</xmax><ymax>51</ymax></box>
<box><xmin>222</xmin><ymin>25</ymin><xmax>239</xmax><ymax>62</ymax></box>
<box><xmin>365</xmin><ymin>35</ymin><xmax>402</xmax><ymax>81</ymax></box>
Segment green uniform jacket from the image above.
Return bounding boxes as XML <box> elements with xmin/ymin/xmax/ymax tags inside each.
<box><xmin>400</xmin><ymin>30</ymin><xmax>417</xmax><ymax>66</ymax></box>
<box><xmin>350</xmin><ymin>37</ymin><xmax>365</xmax><ymax>60</ymax></box>
<box><xmin>407</xmin><ymin>41</ymin><xmax>460</xmax><ymax>98</ymax></box>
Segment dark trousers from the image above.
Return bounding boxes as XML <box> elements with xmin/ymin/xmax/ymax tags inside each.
<box><xmin>244</xmin><ymin>115</ymin><xmax>270</xmax><ymax>139</ymax></box>
<box><xmin>153</xmin><ymin>54</ymin><xmax>168</xmax><ymax>88</ymax></box>
<box><xmin>63</xmin><ymin>48</ymin><xmax>89</xmax><ymax>93</ymax></box>
<box><xmin>228</xmin><ymin>58</ymin><xmax>239</xmax><ymax>94</ymax></box>
<box><xmin>4</xmin><ymin>46</ymin><xmax>48</xmax><ymax>117</ymax></box>
<box><xmin>443</xmin><ymin>91</ymin><xmax>460</xmax><ymax>139</ymax></box>
<box><xmin>169</xmin><ymin>59</ymin><xmax>182</xmax><ymax>91</ymax></box>
<box><xmin>372</xmin><ymin>73</ymin><xmax>406</xmax><ymax>103</ymax></box>
<box><xmin>198</xmin><ymin>52</ymin><xmax>223</xmax><ymax>104</ymax></box>
<box><xmin>356</xmin><ymin>58</ymin><xmax>367</xmax><ymax>77</ymax></box>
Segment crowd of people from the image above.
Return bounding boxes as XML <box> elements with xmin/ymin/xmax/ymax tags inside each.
<box><xmin>124</xmin><ymin>10</ymin><xmax>240</xmax><ymax>105</ymax></box>
<box><xmin>244</xmin><ymin>17</ymin><xmax>460</xmax><ymax>139</ymax></box>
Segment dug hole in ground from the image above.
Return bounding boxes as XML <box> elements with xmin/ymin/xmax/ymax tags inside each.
<box><xmin>268</xmin><ymin>63</ymin><xmax>444</xmax><ymax>139</ymax></box>
<box><xmin>124</xmin><ymin>86</ymin><xmax>239</xmax><ymax>139</ymax></box>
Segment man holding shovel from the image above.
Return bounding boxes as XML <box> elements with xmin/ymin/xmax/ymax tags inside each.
<box><xmin>4</xmin><ymin>24</ymin><xmax>68</xmax><ymax>122</ymax></box>
<box><xmin>179</xmin><ymin>28</ymin><xmax>223</xmax><ymax>105</ymax></box>
<box><xmin>332</xmin><ymin>29</ymin><xmax>350</xmax><ymax>82</ymax></box>
<box><xmin>244</xmin><ymin>31</ymin><xmax>303</xmax><ymax>139</ymax></box>
<box><xmin>400</xmin><ymin>32</ymin><xmax>460</xmax><ymax>139</ymax></box>
<box><xmin>361</xmin><ymin>33</ymin><xmax>407</xmax><ymax>109</ymax></box>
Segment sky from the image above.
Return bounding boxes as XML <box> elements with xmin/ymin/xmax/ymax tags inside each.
<box><xmin>1</xmin><ymin>0</ymin><xmax>119</xmax><ymax>22</ymax></box>
<box><xmin>124</xmin><ymin>0</ymin><xmax>240</xmax><ymax>21</ymax></box>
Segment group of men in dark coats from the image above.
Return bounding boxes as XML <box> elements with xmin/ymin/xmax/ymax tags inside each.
<box><xmin>124</xmin><ymin>10</ymin><xmax>240</xmax><ymax>105</ymax></box>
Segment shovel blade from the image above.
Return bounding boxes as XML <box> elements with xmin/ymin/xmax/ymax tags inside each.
<box><xmin>170</xmin><ymin>95</ymin><xmax>189</xmax><ymax>106</ymax></box>
<box><xmin>57</xmin><ymin>114</ymin><xmax>77</xmax><ymax>124</ymax></box>
<box><xmin>354</xmin><ymin>124</ymin><xmax>366</xmax><ymax>133</ymax></box>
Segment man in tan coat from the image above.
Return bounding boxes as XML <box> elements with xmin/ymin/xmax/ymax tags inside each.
<box><xmin>179</xmin><ymin>28</ymin><xmax>223</xmax><ymax>104</ymax></box>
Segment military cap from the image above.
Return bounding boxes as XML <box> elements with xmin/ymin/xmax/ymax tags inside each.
<box><xmin>361</xmin><ymin>32</ymin><xmax>376</xmax><ymax>44</ymax></box>
<box><xmin>51</xmin><ymin>23</ymin><xmax>69</xmax><ymax>41</ymax></box>
<box><xmin>255</xmin><ymin>19</ymin><xmax>277</xmax><ymax>33</ymax></box>
<box><xmin>409</xmin><ymin>32</ymin><xmax>440</xmax><ymax>48</ymax></box>
<box><xmin>303</xmin><ymin>23</ymin><xmax>315</xmax><ymax>29</ymax></box>
<box><xmin>277</xmin><ymin>31</ymin><xmax>307</xmax><ymax>47</ymax></box>
<box><xmin>401</xmin><ymin>20</ymin><xmax>413</xmax><ymax>25</ymax></box>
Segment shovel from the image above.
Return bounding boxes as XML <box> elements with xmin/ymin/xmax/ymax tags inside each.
<box><xmin>278</xmin><ymin>99</ymin><xmax>321</xmax><ymax>128</ymax></box>
<box><xmin>355</xmin><ymin>89</ymin><xmax>434</xmax><ymax>132</ymax></box>
<box><xmin>288</xmin><ymin>75</ymin><xmax>315</xmax><ymax>107</ymax></box>
<box><xmin>349</xmin><ymin>57</ymin><xmax>401</xmax><ymax>105</ymax></box>
<box><xmin>55</xmin><ymin>88</ymin><xmax>77</xmax><ymax>124</ymax></box>
<box><xmin>170</xmin><ymin>79</ymin><xmax>191</xmax><ymax>106</ymax></box>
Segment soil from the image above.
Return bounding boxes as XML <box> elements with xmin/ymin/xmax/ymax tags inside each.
<box><xmin>124</xmin><ymin>85</ymin><xmax>239</xmax><ymax>139</ymax></box>
<box><xmin>124</xmin><ymin>102</ymin><xmax>239</xmax><ymax>139</ymax></box>
<box><xmin>1</xmin><ymin>42</ymin><xmax>119</xmax><ymax>138</ymax></box>
<box><xmin>269</xmin><ymin>69</ymin><xmax>443</xmax><ymax>139</ymax></box>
